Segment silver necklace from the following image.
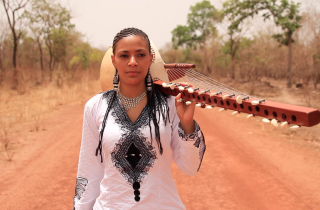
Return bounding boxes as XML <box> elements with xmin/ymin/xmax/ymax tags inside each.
<box><xmin>117</xmin><ymin>89</ymin><xmax>146</xmax><ymax>111</ymax></box>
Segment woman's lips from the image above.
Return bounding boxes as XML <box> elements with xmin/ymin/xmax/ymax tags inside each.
<box><xmin>126</xmin><ymin>71</ymin><xmax>140</xmax><ymax>76</ymax></box>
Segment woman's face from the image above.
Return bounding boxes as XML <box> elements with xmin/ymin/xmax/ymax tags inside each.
<box><xmin>111</xmin><ymin>35</ymin><xmax>153</xmax><ymax>87</ymax></box>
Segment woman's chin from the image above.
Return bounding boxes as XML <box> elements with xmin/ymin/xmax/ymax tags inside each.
<box><xmin>121</xmin><ymin>79</ymin><xmax>145</xmax><ymax>87</ymax></box>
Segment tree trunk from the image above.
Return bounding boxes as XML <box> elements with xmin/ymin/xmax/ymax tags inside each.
<box><xmin>0</xmin><ymin>48</ymin><xmax>3</xmax><ymax>85</ymax></box>
<box><xmin>37</xmin><ymin>38</ymin><xmax>44</xmax><ymax>83</ymax></box>
<box><xmin>229</xmin><ymin>35</ymin><xmax>239</xmax><ymax>80</ymax></box>
<box><xmin>314</xmin><ymin>41</ymin><xmax>320</xmax><ymax>89</ymax></box>
<box><xmin>287</xmin><ymin>36</ymin><xmax>292</xmax><ymax>88</ymax></box>
<box><xmin>0</xmin><ymin>42</ymin><xmax>3</xmax><ymax>71</ymax></box>
<box><xmin>203</xmin><ymin>45</ymin><xmax>208</xmax><ymax>74</ymax></box>
<box><xmin>231</xmin><ymin>56</ymin><xmax>235</xmax><ymax>79</ymax></box>
<box><xmin>313</xmin><ymin>55</ymin><xmax>320</xmax><ymax>89</ymax></box>
<box><xmin>12</xmin><ymin>33</ymin><xmax>19</xmax><ymax>89</ymax></box>
<box><xmin>230</xmin><ymin>37</ymin><xmax>235</xmax><ymax>79</ymax></box>
<box><xmin>46</xmin><ymin>38</ymin><xmax>54</xmax><ymax>82</ymax></box>
<box><xmin>63</xmin><ymin>59</ymin><xmax>69</xmax><ymax>72</ymax></box>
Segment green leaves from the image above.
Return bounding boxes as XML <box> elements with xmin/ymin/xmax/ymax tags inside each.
<box><xmin>223</xmin><ymin>0</ymin><xmax>302</xmax><ymax>45</ymax></box>
<box><xmin>172</xmin><ymin>25</ymin><xmax>194</xmax><ymax>49</ymax></box>
<box><xmin>171</xmin><ymin>0</ymin><xmax>219</xmax><ymax>49</ymax></box>
<box><xmin>24</xmin><ymin>0</ymin><xmax>74</xmax><ymax>70</ymax></box>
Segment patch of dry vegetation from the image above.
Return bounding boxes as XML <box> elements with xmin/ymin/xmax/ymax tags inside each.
<box><xmin>0</xmin><ymin>68</ymin><xmax>101</xmax><ymax>161</ymax></box>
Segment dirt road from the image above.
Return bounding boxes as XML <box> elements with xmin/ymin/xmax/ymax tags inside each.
<box><xmin>0</xmin><ymin>101</ymin><xmax>320</xmax><ymax>210</ymax></box>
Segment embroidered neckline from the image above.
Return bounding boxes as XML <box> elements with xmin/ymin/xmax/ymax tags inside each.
<box><xmin>112</xmin><ymin>94</ymin><xmax>150</xmax><ymax>130</ymax></box>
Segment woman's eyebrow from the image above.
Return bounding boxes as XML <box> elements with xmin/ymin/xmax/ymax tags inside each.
<box><xmin>118</xmin><ymin>49</ymin><xmax>147</xmax><ymax>53</ymax></box>
<box><xmin>136</xmin><ymin>49</ymin><xmax>147</xmax><ymax>52</ymax></box>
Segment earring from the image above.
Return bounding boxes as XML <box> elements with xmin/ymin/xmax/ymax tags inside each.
<box><xmin>146</xmin><ymin>69</ymin><xmax>152</xmax><ymax>91</ymax></box>
<box><xmin>113</xmin><ymin>69</ymin><xmax>119</xmax><ymax>90</ymax></box>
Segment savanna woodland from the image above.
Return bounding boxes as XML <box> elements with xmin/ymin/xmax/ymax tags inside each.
<box><xmin>1</xmin><ymin>0</ymin><xmax>320</xmax><ymax>209</ymax></box>
<box><xmin>1</xmin><ymin>0</ymin><xmax>320</xmax><ymax>158</ymax></box>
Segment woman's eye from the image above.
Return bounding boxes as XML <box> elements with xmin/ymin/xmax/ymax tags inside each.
<box><xmin>138</xmin><ymin>53</ymin><xmax>146</xmax><ymax>57</ymax></box>
<box><xmin>120</xmin><ymin>54</ymin><xmax>128</xmax><ymax>58</ymax></box>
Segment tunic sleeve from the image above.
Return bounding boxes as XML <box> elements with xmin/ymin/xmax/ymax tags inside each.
<box><xmin>170</xmin><ymin>102</ymin><xmax>206</xmax><ymax>176</ymax></box>
<box><xmin>73</xmin><ymin>98</ymin><xmax>104</xmax><ymax>210</ymax></box>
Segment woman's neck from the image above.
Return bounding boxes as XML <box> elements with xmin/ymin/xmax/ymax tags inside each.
<box><xmin>119</xmin><ymin>82</ymin><xmax>146</xmax><ymax>98</ymax></box>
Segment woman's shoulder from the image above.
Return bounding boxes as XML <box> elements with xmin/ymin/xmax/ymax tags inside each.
<box><xmin>165</xmin><ymin>95</ymin><xmax>176</xmax><ymax>108</ymax></box>
<box><xmin>85</xmin><ymin>90</ymin><xmax>115</xmax><ymax>110</ymax></box>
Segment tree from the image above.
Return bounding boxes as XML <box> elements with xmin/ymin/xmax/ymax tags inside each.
<box><xmin>69</xmin><ymin>42</ymin><xmax>104</xmax><ymax>73</ymax></box>
<box><xmin>298</xmin><ymin>0</ymin><xmax>320</xmax><ymax>89</ymax></box>
<box><xmin>172</xmin><ymin>0</ymin><xmax>220</xmax><ymax>73</ymax></box>
<box><xmin>1</xmin><ymin>0</ymin><xmax>30</xmax><ymax>88</ymax></box>
<box><xmin>24</xmin><ymin>0</ymin><xmax>74</xmax><ymax>81</ymax></box>
<box><xmin>0</xmin><ymin>20</ymin><xmax>10</xmax><ymax>85</ymax></box>
<box><xmin>223</xmin><ymin>0</ymin><xmax>302</xmax><ymax>87</ymax></box>
<box><xmin>222</xmin><ymin>3</ymin><xmax>249</xmax><ymax>79</ymax></box>
<box><xmin>23</xmin><ymin>4</ymin><xmax>45</xmax><ymax>80</ymax></box>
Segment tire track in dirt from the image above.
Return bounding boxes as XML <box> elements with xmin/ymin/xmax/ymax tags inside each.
<box><xmin>174</xmin><ymin>108</ymin><xmax>320</xmax><ymax>210</ymax></box>
<box><xmin>0</xmin><ymin>102</ymin><xmax>320</xmax><ymax>210</ymax></box>
<box><xmin>0</xmin><ymin>103</ymin><xmax>83</xmax><ymax>210</ymax></box>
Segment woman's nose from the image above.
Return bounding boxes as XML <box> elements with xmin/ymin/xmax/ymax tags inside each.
<box><xmin>128</xmin><ymin>56</ymin><xmax>138</xmax><ymax>66</ymax></box>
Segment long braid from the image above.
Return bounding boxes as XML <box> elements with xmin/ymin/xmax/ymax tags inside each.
<box><xmin>146</xmin><ymin>75</ymin><xmax>170</xmax><ymax>155</ymax></box>
<box><xmin>95</xmin><ymin>90</ymin><xmax>116</xmax><ymax>162</ymax></box>
<box><xmin>146</xmin><ymin>78</ymin><xmax>162</xmax><ymax>154</ymax></box>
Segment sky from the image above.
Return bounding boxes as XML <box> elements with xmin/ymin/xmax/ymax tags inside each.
<box><xmin>61</xmin><ymin>0</ymin><xmax>224</xmax><ymax>50</ymax></box>
<box><xmin>1</xmin><ymin>0</ymin><xmax>309</xmax><ymax>50</ymax></box>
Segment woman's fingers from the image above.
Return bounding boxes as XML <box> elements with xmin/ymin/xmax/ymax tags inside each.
<box><xmin>175</xmin><ymin>93</ymin><xmax>185</xmax><ymax>113</ymax></box>
<box><xmin>175</xmin><ymin>93</ymin><xmax>196</xmax><ymax>122</ymax></box>
<box><xmin>183</xmin><ymin>100</ymin><xmax>196</xmax><ymax>122</ymax></box>
<box><xmin>175</xmin><ymin>92</ymin><xmax>182</xmax><ymax>101</ymax></box>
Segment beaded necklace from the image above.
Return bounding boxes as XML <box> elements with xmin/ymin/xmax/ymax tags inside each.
<box><xmin>117</xmin><ymin>89</ymin><xmax>146</xmax><ymax>111</ymax></box>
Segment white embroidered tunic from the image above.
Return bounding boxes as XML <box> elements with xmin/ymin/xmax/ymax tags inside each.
<box><xmin>73</xmin><ymin>90</ymin><xmax>206</xmax><ymax>210</ymax></box>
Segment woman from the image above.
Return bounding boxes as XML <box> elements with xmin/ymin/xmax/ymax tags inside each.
<box><xmin>73</xmin><ymin>28</ymin><xmax>206</xmax><ymax>210</ymax></box>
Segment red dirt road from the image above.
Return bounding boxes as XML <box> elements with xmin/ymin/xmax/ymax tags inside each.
<box><xmin>0</xmin><ymin>101</ymin><xmax>320</xmax><ymax>210</ymax></box>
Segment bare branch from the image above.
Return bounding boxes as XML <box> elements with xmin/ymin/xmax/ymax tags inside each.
<box><xmin>12</xmin><ymin>0</ymin><xmax>30</xmax><ymax>13</ymax></box>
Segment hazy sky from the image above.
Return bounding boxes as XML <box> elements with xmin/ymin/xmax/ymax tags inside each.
<box><xmin>61</xmin><ymin>0</ymin><xmax>223</xmax><ymax>50</ymax></box>
<box><xmin>1</xmin><ymin>0</ymin><xmax>308</xmax><ymax>50</ymax></box>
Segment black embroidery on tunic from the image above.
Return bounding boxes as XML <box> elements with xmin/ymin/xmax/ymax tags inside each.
<box><xmin>108</xmin><ymin>93</ymin><xmax>158</xmax><ymax>202</ymax></box>
<box><xmin>111</xmin><ymin>132</ymin><xmax>157</xmax><ymax>201</ymax></box>
<box><xmin>195</xmin><ymin>130</ymin><xmax>206</xmax><ymax>171</ymax></box>
<box><xmin>73</xmin><ymin>177</ymin><xmax>88</xmax><ymax>210</ymax></box>
<box><xmin>178</xmin><ymin>122</ymin><xmax>206</xmax><ymax>171</ymax></box>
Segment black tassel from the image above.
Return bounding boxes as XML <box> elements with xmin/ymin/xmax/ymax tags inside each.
<box><xmin>113</xmin><ymin>70</ymin><xmax>119</xmax><ymax>90</ymax></box>
<box><xmin>96</xmin><ymin>91</ymin><xmax>116</xmax><ymax>162</ymax></box>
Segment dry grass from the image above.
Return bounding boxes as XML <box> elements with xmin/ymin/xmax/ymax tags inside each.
<box><xmin>0</xmin><ymin>119</ymin><xmax>13</xmax><ymax>161</ymax></box>
<box><xmin>0</xmin><ymin>68</ymin><xmax>101</xmax><ymax>161</ymax></box>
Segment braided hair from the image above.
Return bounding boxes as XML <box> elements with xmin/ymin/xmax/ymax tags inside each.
<box><xmin>112</xmin><ymin>28</ymin><xmax>151</xmax><ymax>55</ymax></box>
<box><xmin>96</xmin><ymin>28</ymin><xmax>169</xmax><ymax>162</ymax></box>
